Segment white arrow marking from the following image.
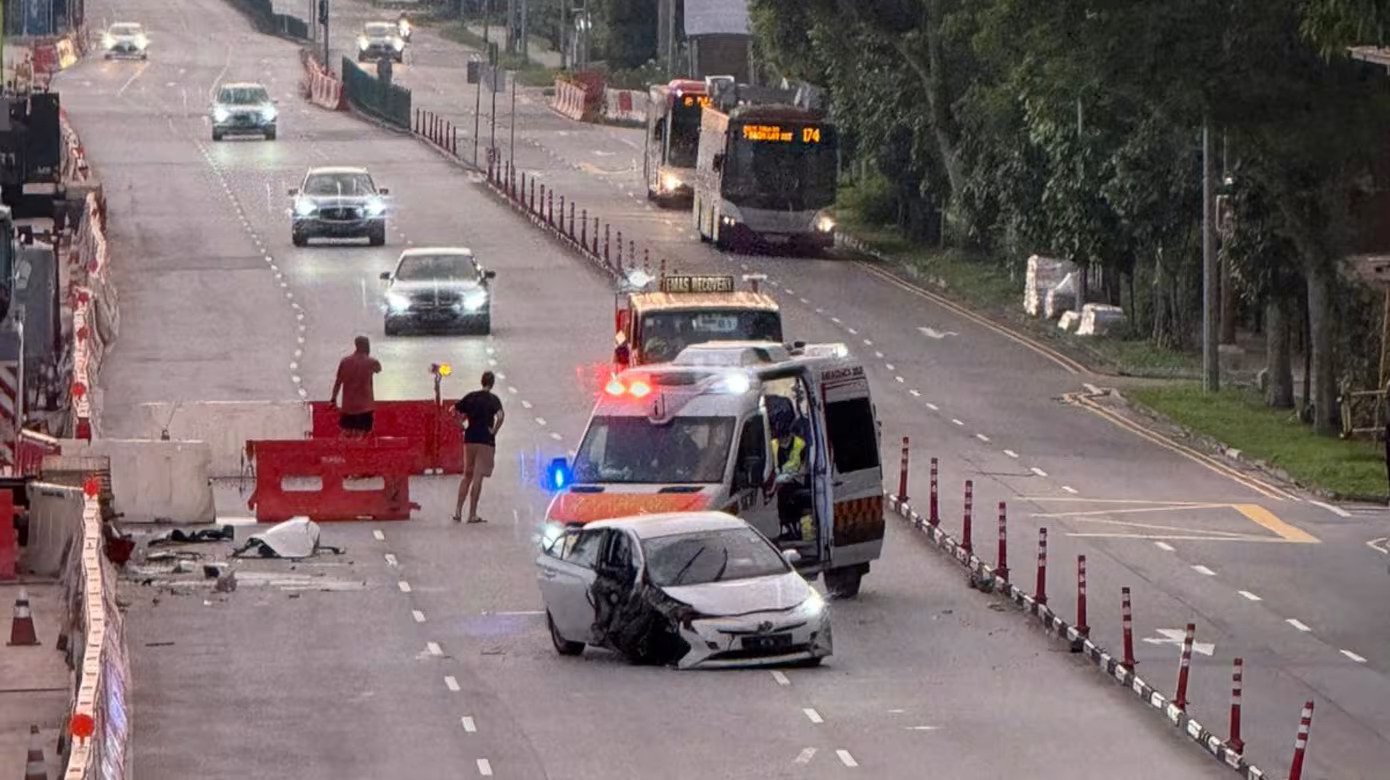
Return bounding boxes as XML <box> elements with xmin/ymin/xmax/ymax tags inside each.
<box><xmin>918</xmin><ymin>327</ymin><xmax>960</xmax><ymax>339</ymax></box>
<box><xmin>1141</xmin><ymin>628</ymin><xmax>1215</xmax><ymax>656</ymax></box>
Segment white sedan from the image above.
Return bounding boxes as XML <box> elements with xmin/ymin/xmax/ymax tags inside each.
<box><xmin>537</xmin><ymin>512</ymin><xmax>832</xmax><ymax>669</ymax></box>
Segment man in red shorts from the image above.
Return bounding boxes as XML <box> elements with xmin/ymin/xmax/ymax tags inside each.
<box><xmin>330</xmin><ymin>336</ymin><xmax>382</xmax><ymax>438</ymax></box>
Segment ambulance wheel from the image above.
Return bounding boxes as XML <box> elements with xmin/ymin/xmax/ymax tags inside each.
<box><xmin>824</xmin><ymin>568</ymin><xmax>863</xmax><ymax>599</ymax></box>
<box><xmin>548</xmin><ymin>611</ymin><xmax>585</xmax><ymax>656</ymax></box>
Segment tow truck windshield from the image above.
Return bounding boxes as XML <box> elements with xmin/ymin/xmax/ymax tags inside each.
<box><xmin>573</xmin><ymin>416</ymin><xmax>735</xmax><ymax>484</ymax></box>
<box><xmin>644</xmin><ymin>528</ymin><xmax>789</xmax><ymax>587</ymax></box>
<box><xmin>724</xmin><ymin>126</ymin><xmax>839</xmax><ymax>212</ymax></box>
<box><xmin>639</xmin><ymin>309</ymin><xmax>781</xmax><ymax>363</ymax></box>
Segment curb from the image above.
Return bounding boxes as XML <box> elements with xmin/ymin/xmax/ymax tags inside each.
<box><xmin>885</xmin><ymin>493</ymin><xmax>1269</xmax><ymax>779</ymax></box>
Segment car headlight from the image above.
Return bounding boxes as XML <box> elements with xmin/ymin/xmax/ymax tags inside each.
<box><xmin>796</xmin><ymin>589</ymin><xmax>826</xmax><ymax>619</ymax></box>
<box><xmin>393</xmin><ymin>37</ymin><xmax>405</xmax><ymax>51</ymax></box>
<box><xmin>212</xmin><ymin>105</ymin><xmax>230</xmax><ymax>122</ymax></box>
<box><xmin>815</xmin><ymin>214</ymin><xmax>836</xmax><ymax>232</ymax></box>
<box><xmin>102</xmin><ymin>34</ymin><xmax>115</xmax><ymax>48</ymax></box>
<box><xmin>660</xmin><ymin>173</ymin><xmax>683</xmax><ymax>192</ymax></box>
<box><xmin>358</xmin><ymin>36</ymin><xmax>369</xmax><ymax>50</ymax></box>
<box><xmin>134</xmin><ymin>35</ymin><xmax>148</xmax><ymax>49</ymax></box>
<box><xmin>385</xmin><ymin>291</ymin><xmax>411</xmax><ymax>312</ymax></box>
<box><xmin>293</xmin><ymin>198</ymin><xmax>317</xmax><ymax>217</ymax></box>
<box><xmin>460</xmin><ymin>289</ymin><xmax>488</xmax><ymax>312</ymax></box>
<box><xmin>261</xmin><ymin>106</ymin><xmax>278</xmax><ymax>121</ymax></box>
<box><xmin>364</xmin><ymin>198</ymin><xmax>386</xmax><ymax>217</ymax></box>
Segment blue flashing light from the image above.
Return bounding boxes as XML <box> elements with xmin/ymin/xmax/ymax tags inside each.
<box><xmin>546</xmin><ymin>457</ymin><xmax>572</xmax><ymax>492</ymax></box>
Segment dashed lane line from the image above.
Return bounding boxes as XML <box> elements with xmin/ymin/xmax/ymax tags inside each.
<box><xmin>1191</xmin><ymin>565</ymin><xmax>1216</xmax><ymax>576</ymax></box>
<box><xmin>1286</xmin><ymin>618</ymin><xmax>1312</xmax><ymax>632</ymax></box>
<box><xmin>951</xmin><ymin>419</ymin><xmax>964</xmax><ymax>427</ymax></box>
<box><xmin>412</xmin><ymin>610</ymin><xmax>427</xmax><ymax>623</ymax></box>
<box><xmin>803</xmin><ymin>708</ymin><xmax>824</xmax><ymax>724</ymax></box>
<box><xmin>976</xmin><ymin>433</ymin><xmax>991</xmax><ymax>443</ymax></box>
<box><xmin>1062</xmin><ymin>486</ymin><xmax>1079</xmax><ymax>494</ymax></box>
<box><xmin>771</xmin><ymin>670</ymin><xmax>791</xmax><ymax>686</ymax></box>
<box><xmin>398</xmin><ymin>580</ymin><xmax>412</xmax><ymax>593</ymax></box>
<box><xmin>477</xmin><ymin>758</ymin><xmax>493</xmax><ymax>776</ymax></box>
<box><xmin>1342</xmin><ymin>650</ymin><xmax>1368</xmax><ymax>664</ymax></box>
<box><xmin>1238</xmin><ymin>591</ymin><xmax>1261</xmax><ymax>602</ymax></box>
<box><xmin>1003</xmin><ymin>449</ymin><xmax>1019</xmax><ymax>459</ymax></box>
<box><xmin>1154</xmin><ymin>542</ymin><xmax>1176</xmax><ymax>552</ymax></box>
<box><xmin>445</xmin><ymin>675</ymin><xmax>461</xmax><ymax>692</ymax></box>
<box><xmin>461</xmin><ymin>716</ymin><xmax>478</xmax><ymax>733</ymax></box>
<box><xmin>373</xmin><ymin>530</ymin><xmax>385</xmax><ymax>541</ymax></box>
<box><xmin>794</xmin><ymin>748</ymin><xmax>817</xmax><ymax>765</ymax></box>
<box><xmin>1309</xmin><ymin>500</ymin><xmax>1351</xmax><ymax>518</ymax></box>
<box><xmin>926</xmin><ymin>403</ymin><xmax>939</xmax><ymax>411</ymax></box>
<box><xmin>1030</xmin><ymin>467</ymin><xmax>1049</xmax><ymax>478</ymax></box>
<box><xmin>837</xmin><ymin>749</ymin><xmax>859</xmax><ymax>768</ymax></box>
<box><xmin>384</xmin><ymin>553</ymin><xmax>398</xmax><ymax>567</ymax></box>
<box><xmin>427</xmin><ymin>642</ymin><xmax>442</xmax><ymax>656</ymax></box>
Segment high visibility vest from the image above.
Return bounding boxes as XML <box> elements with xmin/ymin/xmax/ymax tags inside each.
<box><xmin>771</xmin><ymin>435</ymin><xmax>805</xmax><ymax>475</ymax></box>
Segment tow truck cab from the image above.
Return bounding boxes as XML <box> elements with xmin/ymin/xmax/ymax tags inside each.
<box><xmin>613</xmin><ymin>273</ymin><xmax>782</xmax><ymax>369</ymax></box>
<box><xmin>546</xmin><ymin>341</ymin><xmax>884</xmax><ymax>598</ymax></box>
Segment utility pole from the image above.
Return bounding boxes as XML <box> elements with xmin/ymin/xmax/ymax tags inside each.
<box><xmin>483</xmin><ymin>0</ymin><xmax>490</xmax><ymax>44</ymax></box>
<box><xmin>1202</xmin><ymin>121</ymin><xmax>1220</xmax><ymax>392</ymax></box>
<box><xmin>505</xmin><ymin>0</ymin><xmax>516</xmax><ymax>54</ymax></box>
<box><xmin>509</xmin><ymin>70</ymin><xmax>517</xmax><ymax>170</ymax></box>
<box><xmin>473</xmin><ymin>55</ymin><xmax>483</xmax><ymax>165</ymax></box>
<box><xmin>560</xmin><ymin>0</ymin><xmax>568</xmax><ymax>69</ymax></box>
<box><xmin>319</xmin><ymin>0</ymin><xmax>330</xmax><ymax>67</ymax></box>
<box><xmin>667</xmin><ymin>0</ymin><xmax>677</xmax><ymax>75</ymax></box>
<box><xmin>490</xmin><ymin>46</ymin><xmax>499</xmax><ymax>160</ymax></box>
<box><xmin>520</xmin><ymin>0</ymin><xmax>528</xmax><ymax>63</ymax></box>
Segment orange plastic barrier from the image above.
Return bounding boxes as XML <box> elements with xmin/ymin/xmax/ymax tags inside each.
<box><xmin>245</xmin><ymin>438</ymin><xmax>420</xmax><ymax>523</ymax></box>
<box><xmin>0</xmin><ymin>491</ymin><xmax>15</xmax><ymax>580</ymax></box>
<box><xmin>308</xmin><ymin>401</ymin><xmax>462</xmax><ymax>475</ymax></box>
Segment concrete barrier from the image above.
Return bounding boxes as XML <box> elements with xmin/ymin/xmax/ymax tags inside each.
<box><xmin>602</xmin><ymin>88</ymin><xmax>648</xmax><ymax>126</ymax></box>
<box><xmin>132</xmin><ymin>401</ymin><xmax>312</xmax><ymax>478</ymax></box>
<box><xmin>20</xmin><ymin>482</ymin><xmax>85</xmax><ymax>577</ymax></box>
<box><xmin>551</xmin><ymin>78</ymin><xmax>589</xmax><ymax>121</ymax></box>
<box><xmin>61</xmin><ymin>439</ymin><xmax>216</xmax><ymax>525</ymax></box>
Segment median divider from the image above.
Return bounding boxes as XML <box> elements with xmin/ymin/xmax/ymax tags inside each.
<box><xmin>340</xmin><ymin>56</ymin><xmax>411</xmax><ymax>129</ymax></box>
<box><xmin>299</xmin><ymin>50</ymin><xmax>343</xmax><ymax>111</ymax></box>
<box><xmin>887</xmin><ymin>443</ymin><xmax>1286</xmax><ymax>779</ymax></box>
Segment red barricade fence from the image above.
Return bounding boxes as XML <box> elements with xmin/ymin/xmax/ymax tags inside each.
<box><xmin>245</xmin><ymin>438</ymin><xmax>421</xmax><ymax>523</ymax></box>
<box><xmin>308</xmin><ymin>400</ymin><xmax>461</xmax><ymax>475</ymax></box>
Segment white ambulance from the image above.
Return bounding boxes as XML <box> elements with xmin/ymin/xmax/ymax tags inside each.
<box><xmin>545</xmin><ymin>341</ymin><xmax>885</xmax><ymax>598</ymax></box>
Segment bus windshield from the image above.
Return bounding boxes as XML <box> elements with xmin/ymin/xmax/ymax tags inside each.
<box><xmin>638</xmin><ymin>309</ymin><xmax>783</xmax><ymax>364</ymax></box>
<box><xmin>723</xmin><ymin>124</ymin><xmax>838</xmax><ymax>212</ymax></box>
<box><xmin>667</xmin><ymin>100</ymin><xmax>703</xmax><ymax>168</ymax></box>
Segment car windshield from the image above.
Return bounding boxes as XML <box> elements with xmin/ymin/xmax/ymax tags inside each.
<box><xmin>395</xmin><ymin>255</ymin><xmax>476</xmax><ymax>282</ymax></box>
<box><xmin>304</xmin><ymin>173</ymin><xmax>375</xmax><ymax>196</ymax></box>
<box><xmin>639</xmin><ymin>309</ymin><xmax>782</xmax><ymax>364</ymax></box>
<box><xmin>219</xmin><ymin>86</ymin><xmax>269</xmax><ymax>105</ymax></box>
<box><xmin>365</xmin><ymin>23</ymin><xmax>394</xmax><ymax>36</ymax></box>
<box><xmin>723</xmin><ymin>124</ymin><xmax>839</xmax><ymax>212</ymax></box>
<box><xmin>643</xmin><ymin>527</ymin><xmax>789</xmax><ymax>587</ymax></box>
<box><xmin>573</xmin><ymin>416</ymin><xmax>735</xmax><ymax>484</ymax></box>
<box><xmin>111</xmin><ymin>24</ymin><xmax>142</xmax><ymax>35</ymax></box>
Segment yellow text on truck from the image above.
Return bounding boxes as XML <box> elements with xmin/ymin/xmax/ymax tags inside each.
<box><xmin>613</xmin><ymin>273</ymin><xmax>782</xmax><ymax>368</ymax></box>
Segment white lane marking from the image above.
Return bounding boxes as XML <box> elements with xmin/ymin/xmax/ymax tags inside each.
<box><xmin>976</xmin><ymin>433</ymin><xmax>991</xmax><ymax>443</ymax></box>
<box><xmin>951</xmin><ymin>419</ymin><xmax>964</xmax><ymax>427</ymax></box>
<box><xmin>1309</xmin><ymin>500</ymin><xmax>1351</xmax><ymax>518</ymax></box>
<box><xmin>906</xmin><ymin>725</ymin><xmax>941</xmax><ymax>731</ymax></box>
<box><xmin>550</xmin><ymin>432</ymin><xmax>563</xmax><ymax>441</ymax></box>
<box><xmin>461</xmin><ymin>716</ymin><xmax>478</xmax><ymax>733</ymax></box>
<box><xmin>1286</xmin><ymin>618</ymin><xmax>1312</xmax><ymax>632</ymax></box>
<box><xmin>1342</xmin><ymin>649</ymin><xmax>1368</xmax><ymax>663</ymax></box>
<box><xmin>535</xmin><ymin>417</ymin><xmax>548</xmax><ymax>426</ymax></box>
<box><xmin>1192</xmin><ymin>565</ymin><xmax>1217</xmax><ymax>576</ymax></box>
<box><xmin>1084</xmin><ymin>383</ymin><xmax>1104</xmax><ymax>395</ymax></box>
<box><xmin>794</xmin><ymin>748</ymin><xmax>817</xmax><ymax>764</ymax></box>
<box><xmin>847</xmin><ymin>327</ymin><xmax>859</xmax><ymax>335</ymax></box>
<box><xmin>771</xmin><ymin>670</ymin><xmax>791</xmax><ymax>686</ymax></box>
<box><xmin>1062</xmin><ymin>485</ymin><xmax>1078</xmax><ymax>494</ymax></box>
<box><xmin>398</xmin><ymin>580</ymin><xmax>412</xmax><ymax>593</ymax></box>
<box><xmin>1238</xmin><ymin>590</ymin><xmax>1262</xmax><ymax>602</ymax></box>
<box><xmin>799</xmin><ymin>297</ymin><xmax>810</xmax><ymax>304</ymax></box>
<box><xmin>115</xmin><ymin>62</ymin><xmax>148</xmax><ymax>96</ymax></box>
<box><xmin>896</xmin><ymin>376</ymin><xmax>905</xmax><ymax>383</ymax></box>
<box><xmin>1003</xmin><ymin>449</ymin><xmax>1019</xmax><ymax>459</ymax></box>
<box><xmin>508</xmin><ymin>386</ymin><xmax>518</xmax><ymax>394</ymax></box>
<box><xmin>803</xmin><ymin>708</ymin><xmax>824</xmax><ymax>724</ymax></box>
<box><xmin>926</xmin><ymin>403</ymin><xmax>939</xmax><ymax>411</ymax></box>
<box><xmin>837</xmin><ymin>750</ymin><xmax>859</xmax><ymax>768</ymax></box>
<box><xmin>875</xmin><ymin>351</ymin><xmax>885</xmax><ymax>359</ymax></box>
<box><xmin>477</xmin><ymin>758</ymin><xmax>493</xmax><ymax>776</ymax></box>
<box><xmin>1030</xmin><ymin>467</ymin><xmax>1048</xmax><ymax>477</ymax></box>
<box><xmin>885</xmin><ymin>363</ymin><xmax>896</xmax><ymax>371</ymax></box>
<box><xmin>427</xmin><ymin>642</ymin><xmax>442</xmax><ymax>656</ymax></box>
<box><xmin>863</xmin><ymin>339</ymin><xmax>873</xmax><ymax>346</ymax></box>
<box><xmin>384</xmin><ymin>553</ymin><xmax>398</xmax><ymax>567</ymax></box>
<box><xmin>1154</xmin><ymin>542</ymin><xmax>1176</xmax><ymax>552</ymax></box>
<box><xmin>521</xmin><ymin>400</ymin><xmax>533</xmax><ymax>409</ymax></box>
<box><xmin>909</xmin><ymin>389</ymin><xmax>921</xmax><ymax>397</ymax></box>
<box><xmin>831</xmin><ymin>317</ymin><xmax>842</xmax><ymax>324</ymax></box>
<box><xmin>373</xmin><ymin>530</ymin><xmax>385</xmax><ymax>541</ymax></box>
<box><xmin>1369</xmin><ymin>537</ymin><xmax>1390</xmax><ymax>555</ymax></box>
<box><xmin>412</xmin><ymin>610</ymin><xmax>427</xmax><ymax>623</ymax></box>
<box><xmin>445</xmin><ymin>675</ymin><xmax>461</xmax><ymax>692</ymax></box>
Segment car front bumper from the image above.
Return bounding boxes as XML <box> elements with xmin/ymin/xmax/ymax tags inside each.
<box><xmin>358</xmin><ymin>45</ymin><xmax>401</xmax><ymax>59</ymax></box>
<box><xmin>294</xmin><ymin>215</ymin><xmax>384</xmax><ymax>236</ymax></box>
<box><xmin>676</xmin><ymin>609</ymin><xmax>832</xmax><ymax>669</ymax></box>
<box><xmin>385</xmin><ymin>306</ymin><xmax>488</xmax><ymax>329</ymax></box>
<box><xmin>214</xmin><ymin>116</ymin><xmax>275</xmax><ymax>134</ymax></box>
<box><xmin>105</xmin><ymin>44</ymin><xmax>146</xmax><ymax>57</ymax></box>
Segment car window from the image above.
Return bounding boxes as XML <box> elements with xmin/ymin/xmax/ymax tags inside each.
<box><xmin>395</xmin><ymin>254</ymin><xmax>478</xmax><ymax>281</ymax></box>
<box><xmin>304</xmin><ymin>173</ymin><xmax>376</xmax><ymax>196</ymax></box>
<box><xmin>824</xmin><ymin>397</ymin><xmax>879</xmax><ymax>474</ymax></box>
<box><xmin>112</xmin><ymin>24</ymin><xmax>142</xmax><ymax>34</ymax></box>
<box><xmin>219</xmin><ymin>86</ymin><xmax>269</xmax><ymax>105</ymax></box>
<box><xmin>566</xmin><ymin>529</ymin><xmax>606</xmax><ymax>569</ymax></box>
<box><xmin>605</xmin><ymin>531</ymin><xmax>634</xmax><ymax>570</ymax></box>
<box><xmin>366</xmin><ymin>23</ymin><xmax>394</xmax><ymax>35</ymax></box>
<box><xmin>732</xmin><ymin>414</ymin><xmax>766</xmax><ymax>489</ymax></box>
<box><xmin>642</xmin><ymin>527</ymin><xmax>789</xmax><ymax>587</ymax></box>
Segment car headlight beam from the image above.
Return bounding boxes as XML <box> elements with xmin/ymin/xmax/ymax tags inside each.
<box><xmin>102</xmin><ymin>34</ymin><xmax>115</xmax><ymax>48</ymax></box>
<box><xmin>393</xmin><ymin>37</ymin><xmax>405</xmax><ymax>51</ymax></box>
<box><xmin>293</xmin><ymin>198</ymin><xmax>317</xmax><ymax>217</ymax></box>
<box><xmin>385</xmin><ymin>291</ymin><xmax>411</xmax><ymax>312</ymax></box>
<box><xmin>364</xmin><ymin>198</ymin><xmax>386</xmax><ymax>217</ymax></box>
<box><xmin>357</xmin><ymin>36</ymin><xmax>369</xmax><ymax>50</ymax></box>
<box><xmin>815</xmin><ymin>214</ymin><xmax>836</xmax><ymax>233</ymax></box>
<box><xmin>213</xmin><ymin>106</ymin><xmax>230</xmax><ymax>122</ymax></box>
<box><xmin>134</xmin><ymin>35</ymin><xmax>148</xmax><ymax>49</ymax></box>
<box><xmin>460</xmin><ymin>290</ymin><xmax>488</xmax><ymax>312</ymax></box>
<box><xmin>262</xmin><ymin>106</ymin><xmax>278</xmax><ymax>121</ymax></box>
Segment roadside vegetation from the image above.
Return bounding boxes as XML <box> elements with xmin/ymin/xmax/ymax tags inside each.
<box><xmin>440</xmin><ymin>23</ymin><xmax>559</xmax><ymax>87</ymax></box>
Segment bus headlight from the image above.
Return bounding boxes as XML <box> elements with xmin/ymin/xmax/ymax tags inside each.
<box><xmin>815</xmin><ymin>214</ymin><xmax>836</xmax><ymax>233</ymax></box>
<box><xmin>660</xmin><ymin>173</ymin><xmax>683</xmax><ymax>192</ymax></box>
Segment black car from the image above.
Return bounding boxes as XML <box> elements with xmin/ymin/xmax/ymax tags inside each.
<box><xmin>381</xmin><ymin>248</ymin><xmax>496</xmax><ymax>335</ymax></box>
<box><xmin>289</xmin><ymin>167</ymin><xmax>389</xmax><ymax>246</ymax></box>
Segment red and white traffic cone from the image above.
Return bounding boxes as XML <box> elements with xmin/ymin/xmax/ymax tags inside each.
<box><xmin>9</xmin><ymin>588</ymin><xmax>39</xmax><ymax>646</ymax></box>
<box><xmin>25</xmin><ymin>724</ymin><xmax>47</xmax><ymax>780</ymax></box>
<box><xmin>1174</xmin><ymin>623</ymin><xmax>1196</xmax><ymax>711</ymax></box>
<box><xmin>1288</xmin><ymin>700</ymin><xmax>1315</xmax><ymax>780</ymax></box>
<box><xmin>1227</xmin><ymin>657</ymin><xmax>1245</xmax><ymax>754</ymax></box>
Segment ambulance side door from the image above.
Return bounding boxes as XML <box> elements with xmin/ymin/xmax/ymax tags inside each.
<box><xmin>819</xmin><ymin>371</ymin><xmax>885</xmax><ymax>554</ymax></box>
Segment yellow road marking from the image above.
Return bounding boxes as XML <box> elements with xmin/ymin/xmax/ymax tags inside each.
<box><xmin>1042</xmin><ymin>515</ymin><xmax>1258</xmax><ymax>538</ymax></box>
<box><xmin>1032</xmin><ymin>504</ymin><xmax>1231</xmax><ymax>519</ymax></box>
<box><xmin>1066</xmin><ymin>533</ymin><xmax>1301</xmax><ymax>543</ymax></box>
<box><xmin>1022</xmin><ymin>497</ymin><xmax>1213</xmax><ymax>506</ymax></box>
<box><xmin>1235</xmin><ymin>504</ymin><xmax>1319</xmax><ymax>544</ymax></box>
<box><xmin>855</xmin><ymin>261</ymin><xmax>1088</xmax><ymax>375</ymax></box>
<box><xmin>1072</xmin><ymin>394</ymin><xmax>1299</xmax><ymax>502</ymax></box>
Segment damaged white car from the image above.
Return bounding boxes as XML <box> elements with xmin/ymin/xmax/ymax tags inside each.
<box><xmin>537</xmin><ymin>512</ymin><xmax>832</xmax><ymax>668</ymax></box>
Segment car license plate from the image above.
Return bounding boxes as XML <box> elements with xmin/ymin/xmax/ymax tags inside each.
<box><xmin>742</xmin><ymin>633</ymin><xmax>792</xmax><ymax>651</ymax></box>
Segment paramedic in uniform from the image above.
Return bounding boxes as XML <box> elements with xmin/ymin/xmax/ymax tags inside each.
<box><xmin>769</xmin><ymin>401</ymin><xmax>812</xmax><ymax>541</ymax></box>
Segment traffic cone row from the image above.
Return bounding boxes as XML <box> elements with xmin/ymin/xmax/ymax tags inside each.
<box><xmin>9</xmin><ymin>588</ymin><xmax>38</xmax><ymax>646</ymax></box>
<box><xmin>25</xmin><ymin>724</ymin><xmax>47</xmax><ymax>780</ymax></box>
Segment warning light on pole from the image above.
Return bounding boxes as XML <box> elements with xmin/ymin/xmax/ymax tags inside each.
<box><xmin>431</xmin><ymin>362</ymin><xmax>453</xmax><ymax>377</ymax></box>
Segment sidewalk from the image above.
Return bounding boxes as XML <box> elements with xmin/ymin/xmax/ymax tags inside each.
<box><xmin>0</xmin><ymin>582</ymin><xmax>70</xmax><ymax>779</ymax></box>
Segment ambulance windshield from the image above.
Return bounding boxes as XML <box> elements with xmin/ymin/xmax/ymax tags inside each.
<box><xmin>573</xmin><ymin>416</ymin><xmax>736</xmax><ymax>484</ymax></box>
<box><xmin>639</xmin><ymin>310</ymin><xmax>782</xmax><ymax>364</ymax></box>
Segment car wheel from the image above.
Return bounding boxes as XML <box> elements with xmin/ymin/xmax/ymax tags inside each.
<box><xmin>211</xmin><ymin>130</ymin><xmax>222</xmax><ymax>142</ymax></box>
<box><xmin>103</xmin><ymin>53</ymin><xmax>112</xmax><ymax>60</ymax></box>
<box><xmin>264</xmin><ymin>127</ymin><xmax>277</xmax><ymax>141</ymax></box>
<box><xmin>547</xmin><ymin>611</ymin><xmax>584</xmax><ymax>656</ymax></box>
<box><xmin>384</xmin><ymin>319</ymin><xmax>402</xmax><ymax>337</ymax></box>
<box><xmin>824</xmin><ymin>568</ymin><xmax>863</xmax><ymax>599</ymax></box>
<box><xmin>291</xmin><ymin>229</ymin><xmax>308</xmax><ymax>247</ymax></box>
<box><xmin>477</xmin><ymin>311</ymin><xmax>492</xmax><ymax>335</ymax></box>
<box><xmin>368</xmin><ymin>225</ymin><xmax>386</xmax><ymax>246</ymax></box>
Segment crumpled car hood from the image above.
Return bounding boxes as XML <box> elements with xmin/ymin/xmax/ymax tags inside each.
<box><xmin>660</xmin><ymin>572</ymin><xmax>810</xmax><ymax>617</ymax></box>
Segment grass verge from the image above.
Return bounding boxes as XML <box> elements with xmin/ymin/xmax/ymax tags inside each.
<box><xmin>1130</xmin><ymin>383</ymin><xmax>1387</xmax><ymax>499</ymax></box>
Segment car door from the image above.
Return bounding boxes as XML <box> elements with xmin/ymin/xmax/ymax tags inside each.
<box><xmin>730</xmin><ymin>412</ymin><xmax>778</xmax><ymax>538</ymax></box>
<box><xmin>537</xmin><ymin>528</ymin><xmax>607</xmax><ymax>642</ymax></box>
<box><xmin>818</xmin><ymin>368</ymin><xmax>885</xmax><ymax>559</ymax></box>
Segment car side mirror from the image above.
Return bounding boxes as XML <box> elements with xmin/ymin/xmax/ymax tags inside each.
<box><xmin>484</xmin><ymin>270</ymin><xmax>497</xmax><ymax>280</ymax></box>
<box><xmin>288</xmin><ymin>187</ymin><xmax>298</xmax><ymax>196</ymax></box>
<box><xmin>379</xmin><ymin>271</ymin><xmax>391</xmax><ymax>281</ymax></box>
<box><xmin>782</xmin><ymin>549</ymin><xmax>801</xmax><ymax>565</ymax></box>
<box><xmin>378</xmin><ymin>187</ymin><xmax>390</xmax><ymax>195</ymax></box>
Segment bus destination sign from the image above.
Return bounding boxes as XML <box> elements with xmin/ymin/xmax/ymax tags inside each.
<box><xmin>661</xmin><ymin>274</ymin><xmax>736</xmax><ymax>294</ymax></box>
<box><xmin>681</xmin><ymin>95</ymin><xmax>712</xmax><ymax>109</ymax></box>
<box><xmin>741</xmin><ymin>124</ymin><xmax>824</xmax><ymax>144</ymax></box>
